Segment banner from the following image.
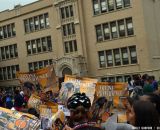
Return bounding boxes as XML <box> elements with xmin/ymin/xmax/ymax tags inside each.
<box><xmin>59</xmin><ymin>75</ymin><xmax>98</xmax><ymax>104</ymax></box>
<box><xmin>96</xmin><ymin>82</ymin><xmax>128</xmax><ymax>108</ymax></box>
<box><xmin>0</xmin><ymin>107</ymin><xmax>40</xmax><ymax>130</ymax></box>
<box><xmin>17</xmin><ymin>65</ymin><xmax>59</xmax><ymax>93</ymax></box>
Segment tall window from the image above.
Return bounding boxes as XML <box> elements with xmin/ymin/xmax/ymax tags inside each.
<box><xmin>34</xmin><ymin>16</ymin><xmax>39</xmax><ymax>30</ymax></box>
<box><xmin>103</xmin><ymin>23</ymin><xmax>110</xmax><ymax>40</ymax></box>
<box><xmin>110</xmin><ymin>22</ymin><xmax>118</xmax><ymax>38</ymax></box>
<box><xmin>44</xmin><ymin>13</ymin><xmax>49</xmax><ymax>27</ymax></box>
<box><xmin>29</xmin><ymin>18</ymin><xmax>34</xmax><ymax>32</ymax></box>
<box><xmin>96</xmin><ymin>25</ymin><xmax>103</xmax><ymax>41</ymax></box>
<box><xmin>106</xmin><ymin>50</ymin><xmax>113</xmax><ymax>67</ymax></box>
<box><xmin>118</xmin><ymin>20</ymin><xmax>125</xmax><ymax>37</ymax></box>
<box><xmin>121</xmin><ymin>47</ymin><xmax>129</xmax><ymax>65</ymax></box>
<box><xmin>47</xmin><ymin>36</ymin><xmax>52</xmax><ymax>51</ymax></box>
<box><xmin>62</xmin><ymin>23</ymin><xmax>75</xmax><ymax>36</ymax></box>
<box><xmin>27</xmin><ymin>41</ymin><xmax>31</xmax><ymax>54</ymax></box>
<box><xmin>11</xmin><ymin>23</ymin><xmax>16</xmax><ymax>36</ymax></box>
<box><xmin>7</xmin><ymin>25</ymin><xmax>12</xmax><ymax>37</ymax></box>
<box><xmin>9</xmin><ymin>45</ymin><xmax>14</xmax><ymax>58</ymax></box>
<box><xmin>42</xmin><ymin>37</ymin><xmax>47</xmax><ymax>51</ymax></box>
<box><xmin>3</xmin><ymin>26</ymin><xmax>7</xmax><ymax>38</ymax></box>
<box><xmin>24</xmin><ymin>20</ymin><xmax>29</xmax><ymax>33</ymax></box>
<box><xmin>37</xmin><ymin>39</ymin><xmax>42</xmax><ymax>53</ymax></box>
<box><xmin>70</xmin><ymin>5</ymin><xmax>74</xmax><ymax>17</ymax></box>
<box><xmin>5</xmin><ymin>46</ymin><xmax>9</xmax><ymax>59</ymax></box>
<box><xmin>98</xmin><ymin>51</ymin><xmax>106</xmax><ymax>67</ymax></box>
<box><xmin>65</xmin><ymin>6</ymin><xmax>70</xmax><ymax>18</ymax></box>
<box><xmin>32</xmin><ymin>40</ymin><xmax>36</xmax><ymax>54</ymax></box>
<box><xmin>116</xmin><ymin>0</ymin><xmax>123</xmax><ymax>9</ymax></box>
<box><xmin>0</xmin><ymin>27</ymin><xmax>3</xmax><ymax>39</ymax></box>
<box><xmin>61</xmin><ymin>8</ymin><xmax>65</xmax><ymax>19</ymax></box>
<box><xmin>124</xmin><ymin>0</ymin><xmax>130</xmax><ymax>7</ymax></box>
<box><xmin>39</xmin><ymin>15</ymin><xmax>45</xmax><ymax>29</ymax></box>
<box><xmin>93</xmin><ymin>0</ymin><xmax>100</xmax><ymax>15</ymax></box>
<box><xmin>108</xmin><ymin>0</ymin><xmax>114</xmax><ymax>11</ymax></box>
<box><xmin>100</xmin><ymin>0</ymin><xmax>107</xmax><ymax>13</ymax></box>
<box><xmin>126</xmin><ymin>17</ymin><xmax>134</xmax><ymax>35</ymax></box>
<box><xmin>14</xmin><ymin>44</ymin><xmax>18</xmax><ymax>57</ymax></box>
<box><xmin>114</xmin><ymin>49</ymin><xmax>121</xmax><ymax>66</ymax></box>
<box><xmin>129</xmin><ymin>46</ymin><xmax>137</xmax><ymax>64</ymax></box>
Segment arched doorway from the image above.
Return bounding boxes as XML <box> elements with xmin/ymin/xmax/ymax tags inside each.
<box><xmin>62</xmin><ymin>67</ymin><xmax>72</xmax><ymax>76</ymax></box>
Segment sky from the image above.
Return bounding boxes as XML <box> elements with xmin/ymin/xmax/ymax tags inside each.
<box><xmin>0</xmin><ymin>0</ymin><xmax>38</xmax><ymax>11</ymax></box>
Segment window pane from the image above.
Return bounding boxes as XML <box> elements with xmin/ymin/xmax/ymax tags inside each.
<box><xmin>44</xmin><ymin>13</ymin><xmax>49</xmax><ymax>27</ymax></box>
<box><xmin>63</xmin><ymin>25</ymin><xmax>67</xmax><ymax>36</ymax></box>
<box><xmin>69</xmin><ymin>41</ymin><xmax>73</xmax><ymax>52</ymax></box>
<box><xmin>9</xmin><ymin>45</ymin><xmax>14</xmax><ymax>58</ymax></box>
<box><xmin>24</xmin><ymin>19</ymin><xmax>30</xmax><ymax>33</ymax></box>
<box><xmin>26</xmin><ymin>41</ymin><xmax>31</xmax><ymax>54</ymax></box>
<box><xmin>124</xmin><ymin>75</ymin><xmax>131</xmax><ymax>82</ymax></box>
<box><xmin>101</xmin><ymin>77</ymin><xmax>108</xmax><ymax>82</ymax></box>
<box><xmin>7</xmin><ymin>25</ymin><xmax>12</xmax><ymax>37</ymax></box>
<box><xmin>108</xmin><ymin>77</ymin><xmax>115</xmax><ymax>82</ymax></box>
<box><xmin>42</xmin><ymin>38</ymin><xmax>47</xmax><ymax>51</ymax></box>
<box><xmin>44</xmin><ymin>60</ymin><xmax>49</xmax><ymax>67</ymax></box>
<box><xmin>72</xmin><ymin>23</ymin><xmax>75</xmax><ymax>34</ymax></box>
<box><xmin>100</xmin><ymin>0</ymin><xmax>107</xmax><ymax>13</ymax></box>
<box><xmin>116</xmin><ymin>76</ymin><xmax>123</xmax><ymax>82</ymax></box>
<box><xmin>32</xmin><ymin>40</ymin><xmax>36</xmax><ymax>54</ymax></box>
<box><xmin>121</xmin><ymin>47</ymin><xmax>129</xmax><ymax>65</ymax></box>
<box><xmin>34</xmin><ymin>16</ymin><xmax>39</xmax><ymax>30</ymax></box>
<box><xmin>29</xmin><ymin>63</ymin><xmax>33</xmax><ymax>72</ymax></box>
<box><xmin>65</xmin><ymin>6</ymin><xmax>70</xmax><ymax>18</ymax></box>
<box><xmin>74</xmin><ymin>40</ymin><xmax>77</xmax><ymax>51</ymax></box>
<box><xmin>39</xmin><ymin>15</ymin><xmax>45</xmax><ymax>29</ymax></box>
<box><xmin>49</xmin><ymin>59</ymin><xmax>52</xmax><ymax>65</ymax></box>
<box><xmin>98</xmin><ymin>51</ymin><xmax>106</xmax><ymax>68</ymax></box>
<box><xmin>64</xmin><ymin>42</ymin><xmax>69</xmax><ymax>53</ymax></box>
<box><xmin>118</xmin><ymin>20</ymin><xmax>126</xmax><ymax>37</ymax></box>
<box><xmin>7</xmin><ymin>66</ymin><xmax>11</xmax><ymax>79</ymax></box>
<box><xmin>126</xmin><ymin>18</ymin><xmax>134</xmax><ymax>35</ymax></box>
<box><xmin>11</xmin><ymin>66</ymin><xmax>16</xmax><ymax>79</ymax></box>
<box><xmin>108</xmin><ymin>0</ymin><xmax>114</xmax><ymax>11</ymax></box>
<box><xmin>14</xmin><ymin>44</ymin><xmax>18</xmax><ymax>57</ymax></box>
<box><xmin>36</xmin><ymin>39</ymin><xmax>42</xmax><ymax>53</ymax></box>
<box><xmin>0</xmin><ymin>27</ymin><xmax>3</xmax><ymax>39</ymax></box>
<box><xmin>129</xmin><ymin>46</ymin><xmax>137</xmax><ymax>64</ymax></box>
<box><xmin>16</xmin><ymin>65</ymin><xmax>19</xmax><ymax>72</ymax></box>
<box><xmin>103</xmin><ymin>23</ymin><xmax>110</xmax><ymax>40</ymax></box>
<box><xmin>116</xmin><ymin>0</ymin><xmax>122</xmax><ymax>9</ymax></box>
<box><xmin>34</xmin><ymin>62</ymin><xmax>38</xmax><ymax>70</ymax></box>
<box><xmin>3</xmin><ymin>26</ymin><xmax>7</xmax><ymax>38</ymax></box>
<box><xmin>0</xmin><ymin>68</ymin><xmax>3</xmax><ymax>80</ymax></box>
<box><xmin>39</xmin><ymin>61</ymin><xmax>43</xmax><ymax>69</ymax></box>
<box><xmin>67</xmin><ymin>24</ymin><xmax>71</xmax><ymax>35</ymax></box>
<box><xmin>1</xmin><ymin>47</ymin><xmax>5</xmax><ymax>60</ymax></box>
<box><xmin>47</xmin><ymin>36</ymin><xmax>52</xmax><ymax>51</ymax></box>
<box><xmin>114</xmin><ymin>49</ymin><xmax>121</xmax><ymax>66</ymax></box>
<box><xmin>3</xmin><ymin>68</ymin><xmax>7</xmax><ymax>80</ymax></box>
<box><xmin>70</xmin><ymin>5</ymin><xmax>74</xmax><ymax>17</ymax></box>
<box><xmin>110</xmin><ymin>22</ymin><xmax>118</xmax><ymax>38</ymax></box>
<box><xmin>93</xmin><ymin>0</ymin><xmax>100</xmax><ymax>15</ymax></box>
<box><xmin>123</xmin><ymin>0</ymin><xmax>130</xmax><ymax>7</ymax></box>
<box><xmin>5</xmin><ymin>46</ymin><xmax>9</xmax><ymax>59</ymax></box>
<box><xmin>106</xmin><ymin>50</ymin><xmax>113</xmax><ymax>67</ymax></box>
<box><xmin>11</xmin><ymin>23</ymin><xmax>16</xmax><ymax>36</ymax></box>
<box><xmin>96</xmin><ymin>25</ymin><xmax>103</xmax><ymax>42</ymax></box>
<box><xmin>60</xmin><ymin>8</ymin><xmax>65</xmax><ymax>19</ymax></box>
<box><xmin>29</xmin><ymin>18</ymin><xmax>34</xmax><ymax>32</ymax></box>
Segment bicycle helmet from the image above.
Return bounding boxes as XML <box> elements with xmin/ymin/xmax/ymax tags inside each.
<box><xmin>67</xmin><ymin>93</ymin><xmax>91</xmax><ymax>110</ymax></box>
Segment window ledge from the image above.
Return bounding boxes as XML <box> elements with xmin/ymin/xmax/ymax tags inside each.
<box><xmin>98</xmin><ymin>63</ymin><xmax>139</xmax><ymax>70</ymax></box>
<box><xmin>24</xmin><ymin>26</ymin><xmax>50</xmax><ymax>35</ymax></box>
<box><xmin>93</xmin><ymin>6</ymin><xmax>132</xmax><ymax>17</ymax></box>
<box><xmin>0</xmin><ymin>35</ymin><xmax>16</xmax><ymax>41</ymax></box>
<box><xmin>0</xmin><ymin>57</ymin><xmax>18</xmax><ymax>62</ymax></box>
<box><xmin>27</xmin><ymin>50</ymin><xmax>53</xmax><ymax>56</ymax></box>
<box><xmin>96</xmin><ymin>35</ymin><xmax>136</xmax><ymax>44</ymax></box>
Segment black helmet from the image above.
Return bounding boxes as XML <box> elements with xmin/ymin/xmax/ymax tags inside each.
<box><xmin>67</xmin><ymin>93</ymin><xmax>91</xmax><ymax>110</ymax></box>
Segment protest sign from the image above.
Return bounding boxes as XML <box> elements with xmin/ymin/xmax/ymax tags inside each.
<box><xmin>59</xmin><ymin>75</ymin><xmax>98</xmax><ymax>104</ymax></box>
<box><xmin>0</xmin><ymin>107</ymin><xmax>40</xmax><ymax>130</ymax></box>
<box><xmin>96</xmin><ymin>82</ymin><xmax>128</xmax><ymax>108</ymax></box>
<box><xmin>17</xmin><ymin>65</ymin><xmax>59</xmax><ymax>93</ymax></box>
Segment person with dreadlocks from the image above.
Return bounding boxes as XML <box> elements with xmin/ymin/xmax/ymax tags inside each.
<box><xmin>64</xmin><ymin>93</ymin><xmax>102</xmax><ymax>130</ymax></box>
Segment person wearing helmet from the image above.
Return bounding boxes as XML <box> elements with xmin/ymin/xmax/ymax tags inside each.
<box><xmin>66</xmin><ymin>93</ymin><xmax>102</xmax><ymax>130</ymax></box>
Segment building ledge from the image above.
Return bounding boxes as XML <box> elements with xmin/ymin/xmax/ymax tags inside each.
<box><xmin>153</xmin><ymin>56</ymin><xmax>160</xmax><ymax>59</ymax></box>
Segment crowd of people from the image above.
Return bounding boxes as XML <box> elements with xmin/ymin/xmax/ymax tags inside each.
<box><xmin>0</xmin><ymin>73</ymin><xmax>160</xmax><ymax>130</ymax></box>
